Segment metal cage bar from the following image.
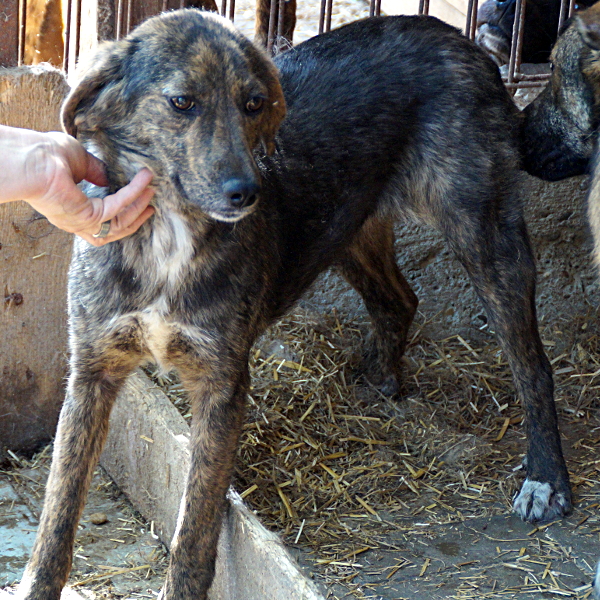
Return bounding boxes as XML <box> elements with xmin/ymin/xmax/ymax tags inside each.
<box><xmin>8</xmin><ymin>0</ymin><xmax>575</xmax><ymax>94</ymax></box>
<box><xmin>18</xmin><ymin>0</ymin><xmax>27</xmax><ymax>65</ymax></box>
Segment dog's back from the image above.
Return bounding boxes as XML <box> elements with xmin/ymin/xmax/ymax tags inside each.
<box><xmin>260</xmin><ymin>16</ymin><xmax>521</xmax><ymax>310</ymax></box>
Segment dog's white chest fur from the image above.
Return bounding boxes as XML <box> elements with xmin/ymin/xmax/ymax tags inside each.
<box><xmin>150</xmin><ymin>213</ymin><xmax>194</xmax><ymax>289</ymax></box>
<box><xmin>122</xmin><ymin>203</ymin><xmax>196</xmax><ymax>369</ymax></box>
<box><xmin>143</xmin><ymin>210</ymin><xmax>195</xmax><ymax>290</ymax></box>
<box><xmin>139</xmin><ymin>299</ymin><xmax>172</xmax><ymax>369</ymax></box>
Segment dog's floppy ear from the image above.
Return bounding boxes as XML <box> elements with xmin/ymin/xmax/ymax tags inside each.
<box><xmin>247</xmin><ymin>46</ymin><xmax>286</xmax><ymax>155</ymax></box>
<box><xmin>261</xmin><ymin>62</ymin><xmax>286</xmax><ymax>155</ymax></box>
<box><xmin>61</xmin><ymin>41</ymin><xmax>128</xmax><ymax>137</ymax></box>
<box><xmin>576</xmin><ymin>4</ymin><xmax>600</xmax><ymax>51</ymax></box>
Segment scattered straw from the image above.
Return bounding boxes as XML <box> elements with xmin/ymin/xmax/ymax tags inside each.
<box><xmin>146</xmin><ymin>304</ymin><xmax>600</xmax><ymax>597</ymax></box>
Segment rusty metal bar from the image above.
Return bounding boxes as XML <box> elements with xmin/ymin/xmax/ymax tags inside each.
<box><xmin>18</xmin><ymin>0</ymin><xmax>26</xmax><ymax>65</ymax></box>
<box><xmin>125</xmin><ymin>0</ymin><xmax>133</xmax><ymax>34</ymax></box>
<box><xmin>469</xmin><ymin>0</ymin><xmax>478</xmax><ymax>40</ymax></box>
<box><xmin>63</xmin><ymin>0</ymin><xmax>73</xmax><ymax>70</ymax></box>
<box><xmin>465</xmin><ymin>0</ymin><xmax>475</xmax><ymax>38</ymax></box>
<box><xmin>318</xmin><ymin>0</ymin><xmax>326</xmax><ymax>34</ymax></box>
<box><xmin>325</xmin><ymin>0</ymin><xmax>333</xmax><ymax>32</ymax></box>
<box><xmin>317</xmin><ymin>1</ymin><xmax>326</xmax><ymax>32</ymax></box>
<box><xmin>568</xmin><ymin>0</ymin><xmax>576</xmax><ymax>18</ymax></box>
<box><xmin>228</xmin><ymin>0</ymin><xmax>235</xmax><ymax>21</ymax></box>
<box><xmin>276</xmin><ymin>0</ymin><xmax>285</xmax><ymax>50</ymax></box>
<box><xmin>418</xmin><ymin>0</ymin><xmax>430</xmax><ymax>15</ymax></box>
<box><xmin>220</xmin><ymin>0</ymin><xmax>227</xmax><ymax>18</ymax></box>
<box><xmin>370</xmin><ymin>0</ymin><xmax>381</xmax><ymax>18</ymax></box>
<box><xmin>73</xmin><ymin>0</ymin><xmax>83</xmax><ymax>65</ymax></box>
<box><xmin>267</xmin><ymin>0</ymin><xmax>278</xmax><ymax>53</ymax></box>
<box><xmin>116</xmin><ymin>0</ymin><xmax>124</xmax><ymax>39</ymax></box>
<box><xmin>507</xmin><ymin>0</ymin><xmax>526</xmax><ymax>85</ymax></box>
<box><xmin>558</xmin><ymin>0</ymin><xmax>569</xmax><ymax>33</ymax></box>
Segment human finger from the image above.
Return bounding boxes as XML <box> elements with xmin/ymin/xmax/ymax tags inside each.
<box><xmin>82</xmin><ymin>152</ymin><xmax>109</xmax><ymax>188</ymax></box>
<box><xmin>99</xmin><ymin>168</ymin><xmax>155</xmax><ymax>221</ymax></box>
<box><xmin>81</xmin><ymin>201</ymin><xmax>155</xmax><ymax>246</ymax></box>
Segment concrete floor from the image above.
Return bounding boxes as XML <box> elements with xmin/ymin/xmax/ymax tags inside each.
<box><xmin>0</xmin><ymin>456</ymin><xmax>168</xmax><ymax>598</ymax></box>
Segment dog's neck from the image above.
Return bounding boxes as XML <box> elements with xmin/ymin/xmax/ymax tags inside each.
<box><xmin>84</xmin><ymin>139</ymin><xmax>207</xmax><ymax>294</ymax></box>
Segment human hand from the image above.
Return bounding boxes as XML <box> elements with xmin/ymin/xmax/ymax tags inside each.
<box><xmin>0</xmin><ymin>127</ymin><xmax>155</xmax><ymax>245</ymax></box>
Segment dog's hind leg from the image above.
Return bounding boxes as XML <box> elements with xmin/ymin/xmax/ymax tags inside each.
<box><xmin>336</xmin><ymin>216</ymin><xmax>418</xmax><ymax>396</ymax></box>
<box><xmin>162</xmin><ymin>338</ymin><xmax>249</xmax><ymax>600</ymax></box>
<box><xmin>20</xmin><ymin>324</ymin><xmax>144</xmax><ymax>600</ymax></box>
<box><xmin>432</xmin><ymin>185</ymin><xmax>571</xmax><ymax>523</ymax></box>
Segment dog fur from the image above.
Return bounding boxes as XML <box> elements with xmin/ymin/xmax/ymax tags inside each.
<box><xmin>511</xmin><ymin>5</ymin><xmax>600</xmax><ymax>595</ymax></box>
<box><xmin>521</xmin><ymin>2</ymin><xmax>600</xmax><ymax>180</ymax></box>
<box><xmin>19</xmin><ymin>11</ymin><xmax>570</xmax><ymax>600</ymax></box>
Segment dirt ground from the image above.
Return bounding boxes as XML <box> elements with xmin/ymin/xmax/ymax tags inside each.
<box><xmin>1</xmin><ymin>450</ymin><xmax>169</xmax><ymax>597</ymax></box>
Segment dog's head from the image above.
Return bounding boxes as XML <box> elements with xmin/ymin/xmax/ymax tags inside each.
<box><xmin>521</xmin><ymin>2</ymin><xmax>600</xmax><ymax>181</ymax></box>
<box><xmin>62</xmin><ymin>9</ymin><xmax>286</xmax><ymax>222</ymax></box>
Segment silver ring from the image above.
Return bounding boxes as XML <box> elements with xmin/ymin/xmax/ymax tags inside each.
<box><xmin>92</xmin><ymin>220</ymin><xmax>111</xmax><ymax>238</ymax></box>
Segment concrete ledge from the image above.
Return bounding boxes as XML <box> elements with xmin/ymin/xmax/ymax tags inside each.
<box><xmin>100</xmin><ymin>370</ymin><xmax>325</xmax><ymax>600</ymax></box>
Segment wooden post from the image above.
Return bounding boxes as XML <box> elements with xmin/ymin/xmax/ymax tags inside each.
<box><xmin>0</xmin><ymin>0</ymin><xmax>21</xmax><ymax>67</ymax></box>
<box><xmin>0</xmin><ymin>66</ymin><xmax>71</xmax><ymax>452</ymax></box>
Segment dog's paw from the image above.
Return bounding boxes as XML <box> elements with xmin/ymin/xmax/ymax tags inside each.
<box><xmin>512</xmin><ymin>479</ymin><xmax>571</xmax><ymax>522</ymax></box>
<box><xmin>378</xmin><ymin>375</ymin><xmax>400</xmax><ymax>397</ymax></box>
<box><xmin>592</xmin><ymin>560</ymin><xmax>600</xmax><ymax>600</ymax></box>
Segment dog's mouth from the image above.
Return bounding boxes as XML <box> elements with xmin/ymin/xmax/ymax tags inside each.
<box><xmin>170</xmin><ymin>172</ymin><xmax>260</xmax><ymax>222</ymax></box>
<box><xmin>476</xmin><ymin>24</ymin><xmax>511</xmax><ymax>66</ymax></box>
<box><xmin>206</xmin><ymin>203</ymin><xmax>259</xmax><ymax>223</ymax></box>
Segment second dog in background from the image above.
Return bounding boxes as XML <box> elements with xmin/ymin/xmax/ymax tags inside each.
<box><xmin>19</xmin><ymin>11</ymin><xmax>571</xmax><ymax>600</ymax></box>
<box><xmin>518</xmin><ymin>4</ymin><xmax>600</xmax><ymax>596</ymax></box>
<box><xmin>520</xmin><ymin>1</ymin><xmax>600</xmax><ymax>181</ymax></box>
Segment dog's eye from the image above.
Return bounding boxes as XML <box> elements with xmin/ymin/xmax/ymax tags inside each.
<box><xmin>170</xmin><ymin>97</ymin><xmax>195</xmax><ymax>111</ymax></box>
<box><xmin>245</xmin><ymin>97</ymin><xmax>264</xmax><ymax>114</ymax></box>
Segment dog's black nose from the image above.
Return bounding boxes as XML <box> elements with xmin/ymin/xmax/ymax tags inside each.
<box><xmin>223</xmin><ymin>178</ymin><xmax>260</xmax><ymax>209</ymax></box>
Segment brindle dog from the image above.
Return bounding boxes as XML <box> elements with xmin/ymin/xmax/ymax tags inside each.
<box><xmin>521</xmin><ymin>1</ymin><xmax>600</xmax><ymax>180</ymax></box>
<box><xmin>516</xmin><ymin>5</ymin><xmax>600</xmax><ymax>595</ymax></box>
<box><xmin>19</xmin><ymin>10</ymin><xmax>570</xmax><ymax>600</ymax></box>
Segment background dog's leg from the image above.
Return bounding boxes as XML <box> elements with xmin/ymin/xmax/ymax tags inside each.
<box><xmin>434</xmin><ymin>190</ymin><xmax>571</xmax><ymax>523</ymax></box>
<box><xmin>20</xmin><ymin>343</ymin><xmax>142</xmax><ymax>600</ymax></box>
<box><xmin>336</xmin><ymin>216</ymin><xmax>418</xmax><ymax>396</ymax></box>
<box><xmin>162</xmin><ymin>352</ymin><xmax>248</xmax><ymax>600</ymax></box>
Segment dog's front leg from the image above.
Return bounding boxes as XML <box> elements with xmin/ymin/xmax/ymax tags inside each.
<box><xmin>19</xmin><ymin>334</ymin><xmax>143</xmax><ymax>600</ymax></box>
<box><xmin>163</xmin><ymin>348</ymin><xmax>249</xmax><ymax>600</ymax></box>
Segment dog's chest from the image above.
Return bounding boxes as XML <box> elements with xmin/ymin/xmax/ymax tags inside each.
<box><xmin>120</xmin><ymin>210</ymin><xmax>196</xmax><ymax>369</ymax></box>
<box><xmin>137</xmin><ymin>298</ymin><xmax>173</xmax><ymax>368</ymax></box>
<box><xmin>144</xmin><ymin>211</ymin><xmax>195</xmax><ymax>289</ymax></box>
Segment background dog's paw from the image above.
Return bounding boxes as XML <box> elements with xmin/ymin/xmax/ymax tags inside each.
<box><xmin>356</xmin><ymin>335</ymin><xmax>401</xmax><ymax>398</ymax></box>
<box><xmin>593</xmin><ymin>561</ymin><xmax>600</xmax><ymax>600</ymax></box>
<box><xmin>378</xmin><ymin>375</ymin><xmax>400</xmax><ymax>397</ymax></box>
<box><xmin>512</xmin><ymin>479</ymin><xmax>571</xmax><ymax>522</ymax></box>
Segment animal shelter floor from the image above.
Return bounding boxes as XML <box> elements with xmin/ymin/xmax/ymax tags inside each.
<box><xmin>1</xmin><ymin>443</ymin><xmax>598</xmax><ymax>600</ymax></box>
<box><xmin>0</xmin><ymin>452</ymin><xmax>169</xmax><ymax>599</ymax></box>
<box><xmin>293</xmin><ymin>495</ymin><xmax>600</xmax><ymax>599</ymax></box>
